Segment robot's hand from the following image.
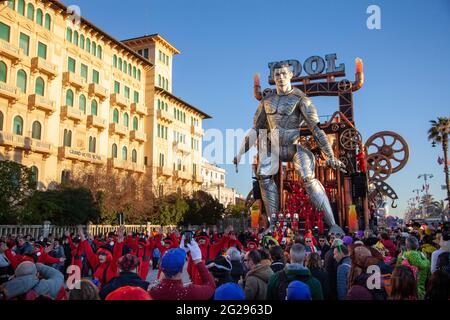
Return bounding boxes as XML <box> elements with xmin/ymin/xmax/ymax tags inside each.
<box><xmin>326</xmin><ymin>158</ymin><xmax>347</xmax><ymax>173</ymax></box>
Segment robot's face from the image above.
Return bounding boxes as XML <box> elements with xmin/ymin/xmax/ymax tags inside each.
<box><xmin>273</xmin><ymin>66</ymin><xmax>293</xmax><ymax>87</ymax></box>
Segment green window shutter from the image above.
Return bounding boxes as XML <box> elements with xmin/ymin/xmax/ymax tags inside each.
<box><xmin>133</xmin><ymin>117</ymin><xmax>138</xmax><ymax>130</ymax></box>
<box><xmin>7</xmin><ymin>0</ymin><xmax>15</xmax><ymax>10</ymax></box>
<box><xmin>92</xmin><ymin>70</ymin><xmax>99</xmax><ymax>84</ymax></box>
<box><xmin>68</xmin><ymin>57</ymin><xmax>76</xmax><ymax>73</ymax></box>
<box><xmin>123</xmin><ymin>113</ymin><xmax>129</xmax><ymax>127</ymax></box>
<box><xmin>79</xmin><ymin>95</ymin><xmax>86</xmax><ymax>113</ymax></box>
<box><xmin>66</xmin><ymin>28</ymin><xmax>72</xmax><ymax>42</ymax></box>
<box><xmin>66</xmin><ymin>89</ymin><xmax>73</xmax><ymax>106</ymax></box>
<box><xmin>26</xmin><ymin>3</ymin><xmax>34</xmax><ymax>20</ymax></box>
<box><xmin>17</xmin><ymin>0</ymin><xmax>25</xmax><ymax>15</ymax></box>
<box><xmin>91</xmin><ymin>100</ymin><xmax>98</xmax><ymax>116</ymax></box>
<box><xmin>19</xmin><ymin>33</ymin><xmax>29</xmax><ymax>56</ymax></box>
<box><xmin>73</xmin><ymin>31</ymin><xmax>79</xmax><ymax>46</ymax></box>
<box><xmin>0</xmin><ymin>22</ymin><xmax>10</xmax><ymax>42</ymax></box>
<box><xmin>32</xmin><ymin>121</ymin><xmax>41</xmax><ymax>140</ymax></box>
<box><xmin>44</xmin><ymin>14</ymin><xmax>51</xmax><ymax>30</ymax></box>
<box><xmin>36</xmin><ymin>9</ymin><xmax>43</xmax><ymax>25</ymax></box>
<box><xmin>112</xmin><ymin>144</ymin><xmax>117</xmax><ymax>158</ymax></box>
<box><xmin>35</xmin><ymin>77</ymin><xmax>44</xmax><ymax>96</ymax></box>
<box><xmin>80</xmin><ymin>35</ymin><xmax>85</xmax><ymax>49</ymax></box>
<box><xmin>134</xmin><ymin>91</ymin><xmax>139</xmax><ymax>103</ymax></box>
<box><xmin>113</xmin><ymin>109</ymin><xmax>119</xmax><ymax>123</ymax></box>
<box><xmin>37</xmin><ymin>42</ymin><xmax>47</xmax><ymax>59</ymax></box>
<box><xmin>114</xmin><ymin>81</ymin><xmax>120</xmax><ymax>94</ymax></box>
<box><xmin>80</xmin><ymin>63</ymin><xmax>88</xmax><ymax>81</ymax></box>
<box><xmin>122</xmin><ymin>147</ymin><xmax>127</xmax><ymax>161</ymax></box>
<box><xmin>13</xmin><ymin>116</ymin><xmax>23</xmax><ymax>135</ymax></box>
<box><xmin>16</xmin><ymin>70</ymin><xmax>27</xmax><ymax>93</ymax></box>
<box><xmin>86</xmin><ymin>38</ymin><xmax>91</xmax><ymax>52</ymax></box>
<box><xmin>124</xmin><ymin>86</ymin><xmax>130</xmax><ymax>99</ymax></box>
<box><xmin>0</xmin><ymin>62</ymin><xmax>6</xmax><ymax>82</ymax></box>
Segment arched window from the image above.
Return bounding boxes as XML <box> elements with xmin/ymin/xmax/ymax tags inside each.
<box><xmin>128</xmin><ymin>63</ymin><xmax>131</xmax><ymax>76</ymax></box>
<box><xmin>66</xmin><ymin>89</ymin><xmax>74</xmax><ymax>107</ymax></box>
<box><xmin>113</xmin><ymin>55</ymin><xmax>117</xmax><ymax>68</ymax></box>
<box><xmin>30</xmin><ymin>166</ymin><xmax>38</xmax><ymax>186</ymax></box>
<box><xmin>123</xmin><ymin>60</ymin><xmax>127</xmax><ymax>74</ymax></box>
<box><xmin>61</xmin><ymin>170</ymin><xmax>71</xmax><ymax>184</ymax></box>
<box><xmin>79</xmin><ymin>95</ymin><xmax>86</xmax><ymax>113</ymax></box>
<box><xmin>17</xmin><ymin>0</ymin><xmax>24</xmax><ymax>15</ymax></box>
<box><xmin>63</xmin><ymin>129</ymin><xmax>72</xmax><ymax>147</ymax></box>
<box><xmin>132</xmin><ymin>149</ymin><xmax>137</xmax><ymax>163</ymax></box>
<box><xmin>158</xmin><ymin>184</ymin><xmax>164</xmax><ymax>197</ymax></box>
<box><xmin>44</xmin><ymin>14</ymin><xmax>51</xmax><ymax>30</ymax></box>
<box><xmin>0</xmin><ymin>111</ymin><xmax>4</xmax><ymax>131</ymax></box>
<box><xmin>66</xmin><ymin>27</ymin><xmax>72</xmax><ymax>42</ymax></box>
<box><xmin>36</xmin><ymin>8</ymin><xmax>43</xmax><ymax>25</ymax></box>
<box><xmin>91</xmin><ymin>100</ymin><xmax>98</xmax><ymax>116</ymax></box>
<box><xmin>32</xmin><ymin>121</ymin><xmax>41</xmax><ymax>140</ymax></box>
<box><xmin>112</xmin><ymin>143</ymin><xmax>118</xmax><ymax>158</ymax></box>
<box><xmin>123</xmin><ymin>113</ymin><xmax>129</xmax><ymax>128</ymax></box>
<box><xmin>88</xmin><ymin>136</ymin><xmax>96</xmax><ymax>153</ymax></box>
<box><xmin>85</xmin><ymin>38</ymin><xmax>91</xmax><ymax>52</ymax></box>
<box><xmin>122</xmin><ymin>146</ymin><xmax>127</xmax><ymax>161</ymax></box>
<box><xmin>13</xmin><ymin>115</ymin><xmax>23</xmax><ymax>135</ymax></box>
<box><xmin>165</xmin><ymin>79</ymin><xmax>168</xmax><ymax>90</ymax></box>
<box><xmin>35</xmin><ymin>77</ymin><xmax>44</xmax><ymax>96</ymax></box>
<box><xmin>118</xmin><ymin>58</ymin><xmax>122</xmax><ymax>71</ymax></box>
<box><xmin>26</xmin><ymin>3</ymin><xmax>34</xmax><ymax>20</ymax></box>
<box><xmin>0</xmin><ymin>61</ymin><xmax>7</xmax><ymax>82</ymax></box>
<box><xmin>158</xmin><ymin>75</ymin><xmax>161</xmax><ymax>87</ymax></box>
<box><xmin>91</xmin><ymin>41</ymin><xmax>96</xmax><ymax>56</ymax></box>
<box><xmin>137</xmin><ymin>69</ymin><xmax>141</xmax><ymax>81</ymax></box>
<box><xmin>133</xmin><ymin>116</ymin><xmax>138</xmax><ymax>130</ymax></box>
<box><xmin>16</xmin><ymin>69</ymin><xmax>27</xmax><ymax>93</ymax></box>
<box><xmin>133</xmin><ymin>66</ymin><xmax>136</xmax><ymax>79</ymax></box>
<box><xmin>73</xmin><ymin>31</ymin><xmax>79</xmax><ymax>46</ymax></box>
<box><xmin>79</xmin><ymin>34</ymin><xmax>85</xmax><ymax>49</ymax></box>
<box><xmin>113</xmin><ymin>108</ymin><xmax>119</xmax><ymax>123</ymax></box>
<box><xmin>97</xmin><ymin>45</ymin><xmax>102</xmax><ymax>59</ymax></box>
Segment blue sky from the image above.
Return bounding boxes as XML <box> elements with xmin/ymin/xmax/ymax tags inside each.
<box><xmin>65</xmin><ymin>0</ymin><xmax>450</xmax><ymax>217</ymax></box>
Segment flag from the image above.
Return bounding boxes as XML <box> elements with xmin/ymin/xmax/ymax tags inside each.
<box><xmin>438</xmin><ymin>156</ymin><xmax>444</xmax><ymax>165</ymax></box>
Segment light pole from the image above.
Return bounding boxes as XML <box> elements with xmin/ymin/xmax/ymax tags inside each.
<box><xmin>412</xmin><ymin>189</ymin><xmax>422</xmax><ymax>218</ymax></box>
<box><xmin>418</xmin><ymin>174</ymin><xmax>434</xmax><ymax>218</ymax></box>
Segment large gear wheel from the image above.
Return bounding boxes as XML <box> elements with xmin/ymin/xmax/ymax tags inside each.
<box><xmin>340</xmin><ymin>128</ymin><xmax>362</xmax><ymax>150</ymax></box>
<box><xmin>365</xmin><ymin>131</ymin><xmax>409</xmax><ymax>173</ymax></box>
<box><xmin>367</xmin><ymin>154</ymin><xmax>393</xmax><ymax>182</ymax></box>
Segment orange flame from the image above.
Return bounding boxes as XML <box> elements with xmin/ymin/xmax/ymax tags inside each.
<box><xmin>355</xmin><ymin>58</ymin><xmax>363</xmax><ymax>73</ymax></box>
<box><xmin>253</xmin><ymin>73</ymin><xmax>260</xmax><ymax>87</ymax></box>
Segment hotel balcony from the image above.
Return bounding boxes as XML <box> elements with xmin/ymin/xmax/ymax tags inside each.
<box><xmin>28</xmin><ymin>94</ymin><xmax>56</xmax><ymax>114</ymax></box>
<box><xmin>0</xmin><ymin>40</ymin><xmax>22</xmax><ymax>62</ymax></box>
<box><xmin>174</xmin><ymin>170</ymin><xmax>191</xmax><ymax>181</ymax></box>
<box><xmin>61</xmin><ymin>105</ymin><xmax>84</xmax><ymax>122</ymax></box>
<box><xmin>31</xmin><ymin>57</ymin><xmax>58</xmax><ymax>78</ymax></box>
<box><xmin>109</xmin><ymin>122</ymin><xmax>128</xmax><ymax>136</ymax></box>
<box><xmin>62</xmin><ymin>72</ymin><xmax>87</xmax><ymax>89</ymax></box>
<box><xmin>193</xmin><ymin>175</ymin><xmax>204</xmax><ymax>184</ymax></box>
<box><xmin>129</xmin><ymin>130</ymin><xmax>146</xmax><ymax>143</ymax></box>
<box><xmin>0</xmin><ymin>132</ymin><xmax>52</xmax><ymax>155</ymax></box>
<box><xmin>131</xmin><ymin>103</ymin><xmax>147</xmax><ymax>116</ymax></box>
<box><xmin>30</xmin><ymin>138</ymin><xmax>52</xmax><ymax>155</ymax></box>
<box><xmin>191</xmin><ymin>125</ymin><xmax>204</xmax><ymax>137</ymax></box>
<box><xmin>0</xmin><ymin>82</ymin><xmax>19</xmax><ymax>101</ymax></box>
<box><xmin>107</xmin><ymin>157</ymin><xmax>125</xmax><ymax>170</ymax></box>
<box><xmin>157</xmin><ymin>166</ymin><xmax>173</xmax><ymax>177</ymax></box>
<box><xmin>87</xmin><ymin>115</ymin><xmax>107</xmax><ymax>130</ymax></box>
<box><xmin>130</xmin><ymin>163</ymin><xmax>145</xmax><ymax>173</ymax></box>
<box><xmin>88</xmin><ymin>83</ymin><xmax>108</xmax><ymax>100</ymax></box>
<box><xmin>110</xmin><ymin>93</ymin><xmax>130</xmax><ymax>109</ymax></box>
<box><xmin>59</xmin><ymin>146</ymin><xmax>104</xmax><ymax>164</ymax></box>
<box><xmin>156</xmin><ymin>109</ymin><xmax>173</xmax><ymax>123</ymax></box>
<box><xmin>173</xmin><ymin>141</ymin><xmax>190</xmax><ymax>154</ymax></box>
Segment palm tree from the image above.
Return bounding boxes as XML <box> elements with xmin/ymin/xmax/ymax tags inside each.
<box><xmin>428</xmin><ymin>117</ymin><xmax>450</xmax><ymax>213</ymax></box>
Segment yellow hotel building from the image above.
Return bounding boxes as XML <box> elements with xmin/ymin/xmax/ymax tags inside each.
<box><xmin>0</xmin><ymin>0</ymin><xmax>210</xmax><ymax>196</ymax></box>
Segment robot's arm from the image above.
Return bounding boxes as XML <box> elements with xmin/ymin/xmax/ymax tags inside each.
<box><xmin>234</xmin><ymin>102</ymin><xmax>266</xmax><ymax>167</ymax></box>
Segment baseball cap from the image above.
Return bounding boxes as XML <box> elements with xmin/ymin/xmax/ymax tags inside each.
<box><xmin>160</xmin><ymin>248</ymin><xmax>186</xmax><ymax>278</ymax></box>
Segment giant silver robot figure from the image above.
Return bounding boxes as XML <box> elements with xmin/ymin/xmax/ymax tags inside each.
<box><xmin>234</xmin><ymin>62</ymin><xmax>345</xmax><ymax>235</ymax></box>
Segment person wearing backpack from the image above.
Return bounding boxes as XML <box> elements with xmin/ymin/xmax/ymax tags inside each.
<box><xmin>334</xmin><ymin>244</ymin><xmax>351</xmax><ymax>300</ymax></box>
<box><xmin>240</xmin><ymin>250</ymin><xmax>273</xmax><ymax>300</ymax></box>
<box><xmin>266</xmin><ymin>244</ymin><xmax>323</xmax><ymax>300</ymax></box>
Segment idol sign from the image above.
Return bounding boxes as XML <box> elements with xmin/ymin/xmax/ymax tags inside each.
<box><xmin>268</xmin><ymin>53</ymin><xmax>345</xmax><ymax>81</ymax></box>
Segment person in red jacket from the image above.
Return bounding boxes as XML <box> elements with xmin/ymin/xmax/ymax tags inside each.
<box><xmin>64</xmin><ymin>229</ymin><xmax>86</xmax><ymax>274</ymax></box>
<box><xmin>81</xmin><ymin>226</ymin><xmax>124</xmax><ymax>289</ymax></box>
<box><xmin>379</xmin><ymin>232</ymin><xmax>397</xmax><ymax>258</ymax></box>
<box><xmin>135</xmin><ymin>237</ymin><xmax>154</xmax><ymax>281</ymax></box>
<box><xmin>149</xmin><ymin>236</ymin><xmax>215</xmax><ymax>300</ymax></box>
<box><xmin>32</xmin><ymin>243</ymin><xmax>65</xmax><ymax>266</ymax></box>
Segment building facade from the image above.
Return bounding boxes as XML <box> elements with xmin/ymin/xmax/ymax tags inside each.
<box><xmin>201</xmin><ymin>158</ymin><xmax>237</xmax><ymax>207</ymax></box>
<box><xmin>0</xmin><ymin>0</ymin><xmax>210</xmax><ymax>196</ymax></box>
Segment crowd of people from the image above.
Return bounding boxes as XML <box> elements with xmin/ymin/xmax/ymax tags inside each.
<box><xmin>0</xmin><ymin>221</ymin><xmax>449</xmax><ymax>300</ymax></box>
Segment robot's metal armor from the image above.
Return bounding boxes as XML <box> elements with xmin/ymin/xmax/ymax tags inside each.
<box><xmin>237</xmin><ymin>87</ymin><xmax>343</xmax><ymax>235</ymax></box>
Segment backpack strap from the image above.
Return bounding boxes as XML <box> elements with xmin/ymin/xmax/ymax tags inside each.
<box><xmin>277</xmin><ymin>270</ymin><xmax>288</xmax><ymax>300</ymax></box>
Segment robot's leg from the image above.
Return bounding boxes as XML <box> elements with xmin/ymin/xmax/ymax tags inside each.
<box><xmin>293</xmin><ymin>145</ymin><xmax>344</xmax><ymax>235</ymax></box>
<box><xmin>258</xmin><ymin>175</ymin><xmax>279</xmax><ymax>231</ymax></box>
